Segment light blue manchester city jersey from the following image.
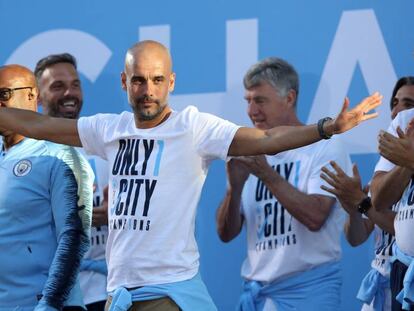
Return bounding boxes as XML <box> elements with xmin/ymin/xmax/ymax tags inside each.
<box><xmin>0</xmin><ymin>138</ymin><xmax>93</xmax><ymax>310</ymax></box>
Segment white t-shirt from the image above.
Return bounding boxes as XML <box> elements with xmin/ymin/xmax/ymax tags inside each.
<box><xmin>362</xmin><ymin>193</ymin><xmax>396</xmax><ymax>278</ymax></box>
<box><xmin>79</xmin><ymin>152</ymin><xmax>109</xmax><ymax>304</ymax></box>
<box><xmin>370</xmin><ymin>224</ymin><xmax>394</xmax><ymax>277</ymax></box>
<box><xmin>240</xmin><ymin>137</ymin><xmax>351</xmax><ymax>283</ymax></box>
<box><xmin>78</xmin><ymin>106</ymin><xmax>239</xmax><ymax>291</ymax></box>
<box><xmin>391</xmin><ymin>178</ymin><xmax>414</xmax><ymax>256</ymax></box>
<box><xmin>374</xmin><ymin>108</ymin><xmax>414</xmax><ymax>256</ymax></box>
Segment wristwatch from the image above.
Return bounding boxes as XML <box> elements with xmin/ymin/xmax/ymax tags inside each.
<box><xmin>317</xmin><ymin>117</ymin><xmax>333</xmax><ymax>139</ymax></box>
<box><xmin>357</xmin><ymin>196</ymin><xmax>372</xmax><ymax>214</ymax></box>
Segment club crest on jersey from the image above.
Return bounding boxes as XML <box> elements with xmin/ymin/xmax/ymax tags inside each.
<box><xmin>13</xmin><ymin>159</ymin><xmax>32</xmax><ymax>177</ymax></box>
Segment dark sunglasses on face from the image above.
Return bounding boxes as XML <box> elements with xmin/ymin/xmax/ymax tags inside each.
<box><xmin>0</xmin><ymin>87</ymin><xmax>33</xmax><ymax>101</ymax></box>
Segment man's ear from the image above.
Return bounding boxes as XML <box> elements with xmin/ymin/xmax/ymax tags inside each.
<box><xmin>28</xmin><ymin>88</ymin><xmax>39</xmax><ymax>111</ymax></box>
<box><xmin>286</xmin><ymin>89</ymin><xmax>297</xmax><ymax>108</ymax></box>
<box><xmin>29</xmin><ymin>87</ymin><xmax>39</xmax><ymax>101</ymax></box>
<box><xmin>121</xmin><ymin>72</ymin><xmax>127</xmax><ymax>91</ymax></box>
<box><xmin>168</xmin><ymin>72</ymin><xmax>176</xmax><ymax>92</ymax></box>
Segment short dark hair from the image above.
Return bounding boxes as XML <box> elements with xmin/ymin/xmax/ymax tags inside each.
<box><xmin>34</xmin><ymin>53</ymin><xmax>77</xmax><ymax>81</ymax></box>
<box><xmin>390</xmin><ymin>76</ymin><xmax>414</xmax><ymax>110</ymax></box>
<box><xmin>243</xmin><ymin>57</ymin><xmax>299</xmax><ymax>106</ymax></box>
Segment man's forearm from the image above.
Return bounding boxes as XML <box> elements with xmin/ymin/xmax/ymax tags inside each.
<box><xmin>344</xmin><ymin>212</ymin><xmax>373</xmax><ymax>247</ymax></box>
<box><xmin>366</xmin><ymin>208</ymin><xmax>396</xmax><ymax>235</ymax></box>
<box><xmin>229</xmin><ymin>125</ymin><xmax>323</xmax><ymax>156</ymax></box>
<box><xmin>0</xmin><ymin>107</ymin><xmax>81</xmax><ymax>146</ymax></box>
<box><xmin>0</xmin><ymin>107</ymin><xmax>44</xmax><ymax>137</ymax></box>
<box><xmin>261</xmin><ymin>171</ymin><xmax>333</xmax><ymax>231</ymax></box>
<box><xmin>371</xmin><ymin>168</ymin><xmax>412</xmax><ymax>210</ymax></box>
<box><xmin>216</xmin><ymin>189</ymin><xmax>244</xmax><ymax>242</ymax></box>
<box><xmin>263</xmin><ymin>124</ymin><xmax>322</xmax><ymax>155</ymax></box>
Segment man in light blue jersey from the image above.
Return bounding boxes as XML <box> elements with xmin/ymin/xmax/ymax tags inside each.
<box><xmin>0</xmin><ymin>64</ymin><xmax>93</xmax><ymax>310</ymax></box>
<box><xmin>35</xmin><ymin>53</ymin><xmax>109</xmax><ymax>311</ymax></box>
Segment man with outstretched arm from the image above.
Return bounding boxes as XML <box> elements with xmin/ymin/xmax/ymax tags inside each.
<box><xmin>0</xmin><ymin>40</ymin><xmax>381</xmax><ymax>311</ymax></box>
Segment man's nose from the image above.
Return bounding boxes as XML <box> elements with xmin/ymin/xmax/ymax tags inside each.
<box><xmin>248</xmin><ymin>102</ymin><xmax>260</xmax><ymax>115</ymax></box>
<box><xmin>63</xmin><ymin>86</ymin><xmax>77</xmax><ymax>97</ymax></box>
<box><xmin>143</xmin><ymin>81</ymin><xmax>155</xmax><ymax>96</ymax></box>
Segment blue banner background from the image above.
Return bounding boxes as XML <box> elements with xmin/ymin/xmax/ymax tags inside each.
<box><xmin>1</xmin><ymin>1</ymin><xmax>413</xmax><ymax>309</ymax></box>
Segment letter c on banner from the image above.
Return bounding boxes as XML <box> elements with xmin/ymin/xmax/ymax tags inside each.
<box><xmin>5</xmin><ymin>29</ymin><xmax>112</xmax><ymax>83</ymax></box>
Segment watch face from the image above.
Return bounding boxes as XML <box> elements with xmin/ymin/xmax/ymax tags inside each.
<box><xmin>358</xmin><ymin>197</ymin><xmax>372</xmax><ymax>214</ymax></box>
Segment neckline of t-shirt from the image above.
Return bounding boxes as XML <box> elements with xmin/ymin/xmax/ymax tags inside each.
<box><xmin>130</xmin><ymin>109</ymin><xmax>177</xmax><ymax>131</ymax></box>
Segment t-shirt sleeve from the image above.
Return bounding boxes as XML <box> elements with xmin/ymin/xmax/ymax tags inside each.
<box><xmin>77</xmin><ymin>114</ymin><xmax>108</xmax><ymax>160</ymax></box>
<box><xmin>191</xmin><ymin>109</ymin><xmax>240</xmax><ymax>160</ymax></box>
<box><xmin>308</xmin><ymin>138</ymin><xmax>352</xmax><ymax>198</ymax></box>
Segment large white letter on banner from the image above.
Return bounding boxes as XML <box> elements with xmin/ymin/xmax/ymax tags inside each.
<box><xmin>307</xmin><ymin>9</ymin><xmax>397</xmax><ymax>154</ymax></box>
<box><xmin>6</xmin><ymin>29</ymin><xmax>111</xmax><ymax>83</ymax></box>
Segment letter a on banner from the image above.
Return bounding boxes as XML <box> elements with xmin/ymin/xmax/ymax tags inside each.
<box><xmin>307</xmin><ymin>9</ymin><xmax>397</xmax><ymax>154</ymax></box>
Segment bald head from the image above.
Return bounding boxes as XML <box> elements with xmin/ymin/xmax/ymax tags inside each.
<box><xmin>0</xmin><ymin>65</ymin><xmax>36</xmax><ymax>87</ymax></box>
<box><xmin>0</xmin><ymin>64</ymin><xmax>38</xmax><ymax>111</ymax></box>
<box><xmin>121</xmin><ymin>40</ymin><xmax>176</xmax><ymax>126</ymax></box>
<box><xmin>125</xmin><ymin>40</ymin><xmax>173</xmax><ymax>73</ymax></box>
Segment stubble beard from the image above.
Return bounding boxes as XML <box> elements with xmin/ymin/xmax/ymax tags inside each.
<box><xmin>132</xmin><ymin>96</ymin><xmax>167</xmax><ymax>121</ymax></box>
<box><xmin>47</xmin><ymin>97</ymin><xmax>83</xmax><ymax>120</ymax></box>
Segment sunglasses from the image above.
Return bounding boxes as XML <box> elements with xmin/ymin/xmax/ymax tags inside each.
<box><xmin>0</xmin><ymin>87</ymin><xmax>33</xmax><ymax>101</ymax></box>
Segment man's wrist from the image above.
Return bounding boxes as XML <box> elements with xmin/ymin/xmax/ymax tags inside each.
<box><xmin>259</xmin><ymin>167</ymin><xmax>282</xmax><ymax>186</ymax></box>
<box><xmin>227</xmin><ymin>185</ymin><xmax>244</xmax><ymax>196</ymax></box>
<box><xmin>324</xmin><ymin>118</ymin><xmax>337</xmax><ymax>136</ymax></box>
<box><xmin>318</xmin><ymin>117</ymin><xmax>334</xmax><ymax>139</ymax></box>
<box><xmin>357</xmin><ymin>196</ymin><xmax>372</xmax><ymax>215</ymax></box>
<box><xmin>348</xmin><ymin>208</ymin><xmax>363</xmax><ymax>219</ymax></box>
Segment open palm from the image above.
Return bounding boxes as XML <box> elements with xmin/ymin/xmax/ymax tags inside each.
<box><xmin>333</xmin><ymin>92</ymin><xmax>382</xmax><ymax>134</ymax></box>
